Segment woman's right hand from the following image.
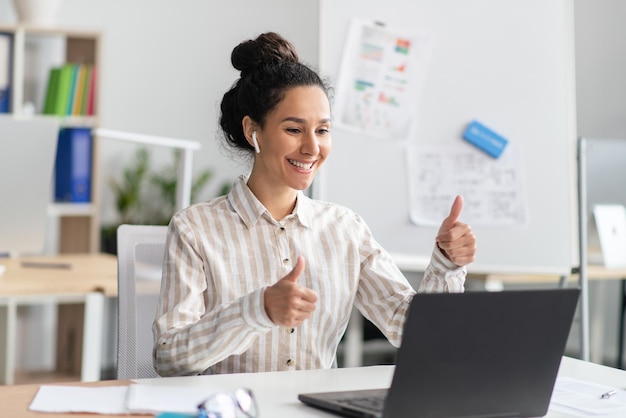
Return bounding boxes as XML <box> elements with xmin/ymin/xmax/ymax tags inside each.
<box><xmin>263</xmin><ymin>256</ymin><xmax>318</xmax><ymax>327</ymax></box>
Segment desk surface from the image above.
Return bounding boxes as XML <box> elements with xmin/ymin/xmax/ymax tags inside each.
<box><xmin>0</xmin><ymin>253</ymin><xmax>118</xmax><ymax>297</ymax></box>
<box><xmin>2</xmin><ymin>357</ymin><xmax>625</xmax><ymax>418</ymax></box>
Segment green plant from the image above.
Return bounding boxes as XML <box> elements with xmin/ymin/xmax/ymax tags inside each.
<box><xmin>149</xmin><ymin>149</ymin><xmax>214</xmax><ymax>225</ymax></box>
<box><xmin>101</xmin><ymin>147</ymin><xmax>232</xmax><ymax>253</ymax></box>
<box><xmin>110</xmin><ymin>147</ymin><xmax>151</xmax><ymax>225</ymax></box>
<box><xmin>100</xmin><ymin>148</ymin><xmax>151</xmax><ymax>254</ymax></box>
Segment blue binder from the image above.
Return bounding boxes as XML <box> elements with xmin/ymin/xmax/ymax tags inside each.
<box><xmin>54</xmin><ymin>127</ymin><xmax>93</xmax><ymax>202</ymax></box>
<box><xmin>0</xmin><ymin>32</ymin><xmax>13</xmax><ymax>113</ymax></box>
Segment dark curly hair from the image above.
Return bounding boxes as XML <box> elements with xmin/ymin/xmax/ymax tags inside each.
<box><xmin>219</xmin><ymin>32</ymin><xmax>331</xmax><ymax>154</ymax></box>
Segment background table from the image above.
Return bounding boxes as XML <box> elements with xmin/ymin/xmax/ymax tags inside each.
<box><xmin>0</xmin><ymin>253</ymin><xmax>117</xmax><ymax>385</ymax></box>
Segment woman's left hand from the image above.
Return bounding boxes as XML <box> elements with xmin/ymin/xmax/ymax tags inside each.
<box><xmin>436</xmin><ymin>195</ymin><xmax>476</xmax><ymax>267</ymax></box>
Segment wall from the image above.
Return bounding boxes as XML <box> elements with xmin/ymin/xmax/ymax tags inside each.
<box><xmin>575</xmin><ymin>0</ymin><xmax>626</xmax><ymax>138</ymax></box>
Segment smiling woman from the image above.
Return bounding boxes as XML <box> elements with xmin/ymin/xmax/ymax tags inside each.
<box><xmin>242</xmin><ymin>85</ymin><xmax>331</xmax><ymax>218</ymax></box>
<box><xmin>152</xmin><ymin>32</ymin><xmax>476</xmax><ymax>378</ymax></box>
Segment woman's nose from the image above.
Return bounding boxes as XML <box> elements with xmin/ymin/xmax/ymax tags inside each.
<box><xmin>301</xmin><ymin>131</ymin><xmax>320</xmax><ymax>156</ymax></box>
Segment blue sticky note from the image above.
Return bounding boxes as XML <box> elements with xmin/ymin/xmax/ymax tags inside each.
<box><xmin>463</xmin><ymin>120</ymin><xmax>508</xmax><ymax>158</ymax></box>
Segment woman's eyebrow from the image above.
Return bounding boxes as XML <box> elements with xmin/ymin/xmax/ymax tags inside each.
<box><xmin>281</xmin><ymin>116</ymin><xmax>332</xmax><ymax>124</ymax></box>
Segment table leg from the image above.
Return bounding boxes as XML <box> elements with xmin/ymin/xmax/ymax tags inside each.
<box><xmin>0</xmin><ymin>299</ymin><xmax>17</xmax><ymax>385</ymax></box>
<box><xmin>343</xmin><ymin>309</ymin><xmax>364</xmax><ymax>368</ymax></box>
<box><xmin>618</xmin><ymin>280</ymin><xmax>626</xmax><ymax>369</ymax></box>
<box><xmin>81</xmin><ymin>292</ymin><xmax>105</xmax><ymax>382</ymax></box>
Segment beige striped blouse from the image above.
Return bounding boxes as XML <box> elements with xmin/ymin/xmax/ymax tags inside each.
<box><xmin>153</xmin><ymin>175</ymin><xmax>466</xmax><ymax>377</ymax></box>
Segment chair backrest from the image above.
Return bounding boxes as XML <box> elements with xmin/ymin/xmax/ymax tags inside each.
<box><xmin>116</xmin><ymin>224</ymin><xmax>168</xmax><ymax>379</ymax></box>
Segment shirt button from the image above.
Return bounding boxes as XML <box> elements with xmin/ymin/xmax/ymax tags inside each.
<box><xmin>283</xmin><ymin>258</ymin><xmax>289</xmax><ymax>264</ymax></box>
<box><xmin>290</xmin><ymin>328</ymin><xmax>295</xmax><ymax>334</ymax></box>
<box><xmin>280</xmin><ymin>226</ymin><xmax>286</xmax><ymax>231</ymax></box>
<box><xmin>286</xmin><ymin>358</ymin><xmax>294</xmax><ymax>366</ymax></box>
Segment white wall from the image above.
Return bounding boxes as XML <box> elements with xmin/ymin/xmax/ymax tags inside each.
<box><xmin>574</xmin><ymin>0</ymin><xmax>626</xmax><ymax>138</ymax></box>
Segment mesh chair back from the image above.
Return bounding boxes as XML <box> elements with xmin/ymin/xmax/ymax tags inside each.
<box><xmin>116</xmin><ymin>224</ymin><xmax>168</xmax><ymax>379</ymax></box>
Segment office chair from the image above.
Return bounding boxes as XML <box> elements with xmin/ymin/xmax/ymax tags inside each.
<box><xmin>116</xmin><ymin>224</ymin><xmax>168</xmax><ymax>379</ymax></box>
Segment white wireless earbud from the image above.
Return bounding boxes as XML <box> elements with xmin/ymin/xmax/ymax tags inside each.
<box><xmin>252</xmin><ymin>131</ymin><xmax>261</xmax><ymax>154</ymax></box>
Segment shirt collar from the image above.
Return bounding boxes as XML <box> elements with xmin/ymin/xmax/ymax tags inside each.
<box><xmin>228</xmin><ymin>174</ymin><xmax>312</xmax><ymax>228</ymax></box>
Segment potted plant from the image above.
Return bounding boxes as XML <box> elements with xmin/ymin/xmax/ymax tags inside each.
<box><xmin>101</xmin><ymin>147</ymin><xmax>231</xmax><ymax>254</ymax></box>
<box><xmin>100</xmin><ymin>148</ymin><xmax>150</xmax><ymax>254</ymax></box>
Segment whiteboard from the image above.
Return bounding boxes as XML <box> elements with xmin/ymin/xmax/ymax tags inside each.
<box><xmin>317</xmin><ymin>0</ymin><xmax>578</xmax><ymax>274</ymax></box>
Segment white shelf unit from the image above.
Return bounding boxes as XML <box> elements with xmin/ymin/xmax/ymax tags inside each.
<box><xmin>0</xmin><ymin>24</ymin><xmax>102</xmax><ymax>253</ymax></box>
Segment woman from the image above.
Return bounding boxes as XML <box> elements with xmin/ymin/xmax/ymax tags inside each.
<box><xmin>153</xmin><ymin>32</ymin><xmax>476</xmax><ymax>377</ymax></box>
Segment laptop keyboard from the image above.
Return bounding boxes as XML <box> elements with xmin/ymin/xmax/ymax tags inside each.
<box><xmin>337</xmin><ymin>395</ymin><xmax>386</xmax><ymax>412</ymax></box>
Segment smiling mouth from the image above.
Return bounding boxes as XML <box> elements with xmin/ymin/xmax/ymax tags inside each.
<box><xmin>288</xmin><ymin>159</ymin><xmax>315</xmax><ymax>170</ymax></box>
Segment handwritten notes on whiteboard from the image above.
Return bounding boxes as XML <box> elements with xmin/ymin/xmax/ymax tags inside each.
<box><xmin>408</xmin><ymin>144</ymin><xmax>527</xmax><ymax>226</ymax></box>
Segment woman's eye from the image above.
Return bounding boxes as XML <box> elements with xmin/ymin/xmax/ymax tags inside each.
<box><xmin>286</xmin><ymin>128</ymin><xmax>301</xmax><ymax>134</ymax></box>
<box><xmin>318</xmin><ymin>128</ymin><xmax>330</xmax><ymax>135</ymax></box>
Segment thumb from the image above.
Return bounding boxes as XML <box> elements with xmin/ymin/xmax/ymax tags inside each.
<box><xmin>284</xmin><ymin>256</ymin><xmax>305</xmax><ymax>283</ymax></box>
<box><xmin>442</xmin><ymin>195</ymin><xmax>463</xmax><ymax>228</ymax></box>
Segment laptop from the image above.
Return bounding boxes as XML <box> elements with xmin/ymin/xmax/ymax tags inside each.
<box><xmin>299</xmin><ymin>288</ymin><xmax>580</xmax><ymax>418</ymax></box>
<box><xmin>593</xmin><ymin>204</ymin><xmax>626</xmax><ymax>267</ymax></box>
<box><xmin>0</xmin><ymin>116</ymin><xmax>59</xmax><ymax>255</ymax></box>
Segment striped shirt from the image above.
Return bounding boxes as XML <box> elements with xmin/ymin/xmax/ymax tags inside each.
<box><xmin>153</xmin><ymin>175</ymin><xmax>466</xmax><ymax>377</ymax></box>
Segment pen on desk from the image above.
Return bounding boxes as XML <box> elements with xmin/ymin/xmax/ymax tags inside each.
<box><xmin>600</xmin><ymin>390</ymin><xmax>617</xmax><ymax>399</ymax></box>
<box><xmin>21</xmin><ymin>261</ymin><xmax>72</xmax><ymax>269</ymax></box>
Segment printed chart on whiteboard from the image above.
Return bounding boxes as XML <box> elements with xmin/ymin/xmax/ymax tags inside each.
<box><xmin>408</xmin><ymin>144</ymin><xmax>528</xmax><ymax>227</ymax></box>
<box><xmin>333</xmin><ymin>18</ymin><xmax>432</xmax><ymax>140</ymax></box>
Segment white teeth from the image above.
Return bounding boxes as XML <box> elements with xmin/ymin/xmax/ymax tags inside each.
<box><xmin>288</xmin><ymin>159</ymin><xmax>313</xmax><ymax>169</ymax></box>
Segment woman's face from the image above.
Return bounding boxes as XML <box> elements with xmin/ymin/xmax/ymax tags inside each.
<box><xmin>254</xmin><ymin>85</ymin><xmax>332</xmax><ymax>192</ymax></box>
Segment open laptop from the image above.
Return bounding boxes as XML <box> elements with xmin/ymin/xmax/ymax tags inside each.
<box><xmin>299</xmin><ymin>288</ymin><xmax>580</xmax><ymax>418</ymax></box>
<box><xmin>0</xmin><ymin>115</ymin><xmax>59</xmax><ymax>255</ymax></box>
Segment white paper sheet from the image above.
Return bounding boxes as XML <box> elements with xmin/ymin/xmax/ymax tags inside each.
<box><xmin>126</xmin><ymin>384</ymin><xmax>219</xmax><ymax>414</ymax></box>
<box><xmin>28</xmin><ymin>384</ymin><xmax>222</xmax><ymax>415</ymax></box>
<box><xmin>28</xmin><ymin>385</ymin><xmax>130</xmax><ymax>414</ymax></box>
<box><xmin>408</xmin><ymin>143</ymin><xmax>526</xmax><ymax>226</ymax></box>
<box><xmin>333</xmin><ymin>18</ymin><xmax>433</xmax><ymax>140</ymax></box>
<box><xmin>550</xmin><ymin>377</ymin><xmax>626</xmax><ymax>417</ymax></box>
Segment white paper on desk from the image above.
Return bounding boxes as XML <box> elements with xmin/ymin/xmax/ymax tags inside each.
<box><xmin>126</xmin><ymin>384</ymin><xmax>219</xmax><ymax>414</ymax></box>
<box><xmin>28</xmin><ymin>385</ymin><xmax>130</xmax><ymax>414</ymax></box>
<box><xmin>550</xmin><ymin>377</ymin><xmax>626</xmax><ymax>417</ymax></box>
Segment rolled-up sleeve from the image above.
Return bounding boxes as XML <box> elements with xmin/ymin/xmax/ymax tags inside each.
<box><xmin>418</xmin><ymin>245</ymin><xmax>466</xmax><ymax>293</ymax></box>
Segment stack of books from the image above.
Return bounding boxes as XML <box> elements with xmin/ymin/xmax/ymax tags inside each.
<box><xmin>43</xmin><ymin>63</ymin><xmax>97</xmax><ymax>116</ymax></box>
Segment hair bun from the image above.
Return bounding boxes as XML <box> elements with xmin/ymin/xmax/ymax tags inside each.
<box><xmin>231</xmin><ymin>32</ymin><xmax>299</xmax><ymax>74</ymax></box>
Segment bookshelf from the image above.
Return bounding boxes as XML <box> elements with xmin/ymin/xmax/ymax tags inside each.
<box><xmin>0</xmin><ymin>24</ymin><xmax>101</xmax><ymax>253</ymax></box>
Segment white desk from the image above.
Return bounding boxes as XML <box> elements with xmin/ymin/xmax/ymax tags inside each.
<box><xmin>4</xmin><ymin>356</ymin><xmax>623</xmax><ymax>417</ymax></box>
<box><xmin>138</xmin><ymin>356</ymin><xmax>626</xmax><ymax>418</ymax></box>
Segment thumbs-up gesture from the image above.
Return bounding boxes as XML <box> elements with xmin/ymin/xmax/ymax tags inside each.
<box><xmin>436</xmin><ymin>196</ymin><xmax>476</xmax><ymax>267</ymax></box>
<box><xmin>264</xmin><ymin>256</ymin><xmax>318</xmax><ymax>327</ymax></box>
